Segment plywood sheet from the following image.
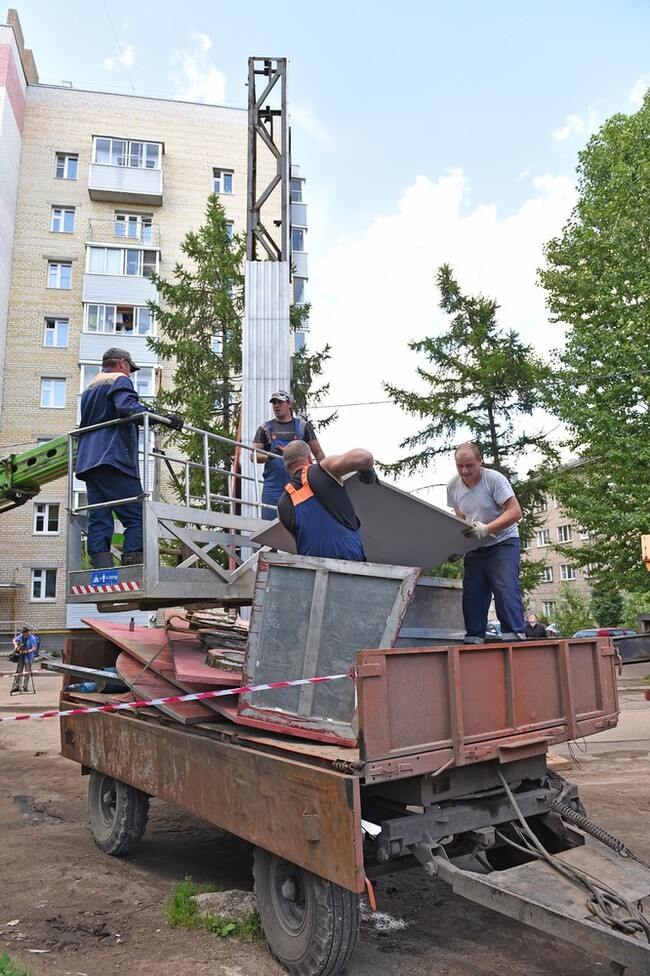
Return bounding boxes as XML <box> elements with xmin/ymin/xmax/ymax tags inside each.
<box><xmin>116</xmin><ymin>651</ymin><xmax>217</xmax><ymax>725</ymax></box>
<box><xmin>250</xmin><ymin>475</ymin><xmax>478</xmax><ymax>570</ymax></box>
<box><xmin>171</xmin><ymin>640</ymin><xmax>241</xmax><ymax>686</ymax></box>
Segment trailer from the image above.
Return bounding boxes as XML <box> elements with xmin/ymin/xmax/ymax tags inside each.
<box><xmin>58</xmin><ymin>553</ymin><xmax>650</xmax><ymax>976</ymax></box>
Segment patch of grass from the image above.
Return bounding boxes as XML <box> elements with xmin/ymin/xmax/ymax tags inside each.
<box><xmin>165</xmin><ymin>879</ymin><xmax>261</xmax><ymax>941</ymax></box>
<box><xmin>0</xmin><ymin>953</ymin><xmax>30</xmax><ymax>976</ymax></box>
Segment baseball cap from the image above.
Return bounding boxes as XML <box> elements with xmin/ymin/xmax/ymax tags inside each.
<box><xmin>102</xmin><ymin>347</ymin><xmax>140</xmax><ymax>371</ymax></box>
<box><xmin>269</xmin><ymin>390</ymin><xmax>291</xmax><ymax>402</ymax></box>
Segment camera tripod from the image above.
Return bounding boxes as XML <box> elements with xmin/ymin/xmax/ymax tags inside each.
<box><xmin>10</xmin><ymin>654</ymin><xmax>36</xmax><ymax>695</ymax></box>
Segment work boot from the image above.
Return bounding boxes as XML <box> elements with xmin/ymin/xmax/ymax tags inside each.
<box><xmin>90</xmin><ymin>552</ymin><xmax>114</xmax><ymax>569</ymax></box>
<box><xmin>22</xmin><ymin>680</ymin><xmax>29</xmax><ymax>692</ymax></box>
<box><xmin>122</xmin><ymin>551</ymin><xmax>144</xmax><ymax>566</ymax></box>
<box><xmin>10</xmin><ymin>681</ymin><xmax>19</xmax><ymax>695</ymax></box>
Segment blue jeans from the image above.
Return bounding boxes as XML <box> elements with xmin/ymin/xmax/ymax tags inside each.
<box><xmin>462</xmin><ymin>539</ymin><xmax>525</xmax><ymax>640</ymax></box>
<box><xmin>84</xmin><ymin>466</ymin><xmax>144</xmax><ymax>556</ymax></box>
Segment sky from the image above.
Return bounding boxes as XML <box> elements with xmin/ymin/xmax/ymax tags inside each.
<box><xmin>9</xmin><ymin>0</ymin><xmax>650</xmax><ymax>504</ymax></box>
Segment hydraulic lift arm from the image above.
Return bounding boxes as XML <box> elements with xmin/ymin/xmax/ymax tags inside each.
<box><xmin>0</xmin><ymin>435</ymin><xmax>73</xmax><ymax>514</ymax></box>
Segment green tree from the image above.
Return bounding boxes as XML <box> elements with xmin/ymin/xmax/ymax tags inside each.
<box><xmin>383</xmin><ymin>264</ymin><xmax>556</xmax><ymax>592</ymax></box>
<box><xmin>553</xmin><ymin>585</ymin><xmax>593</xmax><ymax>637</ymax></box>
<box><xmin>589</xmin><ymin>579</ymin><xmax>623</xmax><ymax>628</ymax></box>
<box><xmin>539</xmin><ymin>91</ymin><xmax>650</xmax><ymax>594</ymax></box>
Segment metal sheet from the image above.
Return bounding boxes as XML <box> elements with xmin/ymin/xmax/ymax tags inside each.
<box><xmin>251</xmin><ymin>475</ymin><xmax>478</xmax><ymax>570</ymax></box>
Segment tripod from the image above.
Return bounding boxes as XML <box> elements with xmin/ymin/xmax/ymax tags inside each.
<box><xmin>10</xmin><ymin>652</ymin><xmax>36</xmax><ymax>695</ymax></box>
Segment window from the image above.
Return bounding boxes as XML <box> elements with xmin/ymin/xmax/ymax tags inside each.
<box><xmin>85</xmin><ymin>304</ymin><xmax>153</xmax><ymax>336</ymax></box>
<box><xmin>44</xmin><ymin>318</ymin><xmax>69</xmax><ymax>347</ymax></box>
<box><xmin>532</xmin><ymin>497</ymin><xmax>548</xmax><ymax>514</ymax></box>
<box><xmin>540</xmin><ymin>567</ymin><xmax>553</xmax><ymax>583</ymax></box>
<box><xmin>47</xmin><ymin>261</ymin><xmax>72</xmax><ymax>289</ymax></box>
<box><xmin>87</xmin><ymin>246</ymin><xmax>157</xmax><ymax>278</ymax></box>
<box><xmin>213</xmin><ymin>168</ymin><xmax>233</xmax><ymax>194</ymax></box>
<box><xmin>55</xmin><ymin>153</ymin><xmax>78</xmax><ymax>179</ymax></box>
<box><xmin>557</xmin><ymin>524</ymin><xmax>572</xmax><ymax>543</ymax></box>
<box><xmin>40</xmin><ymin>377</ymin><xmax>66</xmax><ymax>408</ymax></box>
<box><xmin>225</xmin><ymin>222</ymin><xmax>234</xmax><ymax>240</ymax></box>
<box><xmin>536</xmin><ymin>529</ymin><xmax>550</xmax><ymax>548</ymax></box>
<box><xmin>293</xmin><ymin>277</ymin><xmax>306</xmax><ymax>304</ymax></box>
<box><xmin>80</xmin><ymin>364</ymin><xmax>155</xmax><ymax>398</ymax></box>
<box><xmin>51</xmin><ymin>207</ymin><xmax>75</xmax><ymax>233</ymax></box>
<box><xmin>542</xmin><ymin>601</ymin><xmax>557</xmax><ymax>619</ymax></box>
<box><xmin>31</xmin><ymin>568</ymin><xmax>57</xmax><ymax>601</ymax></box>
<box><xmin>584</xmin><ymin>564</ymin><xmax>596</xmax><ymax>579</ymax></box>
<box><xmin>560</xmin><ymin>564</ymin><xmax>577</xmax><ymax>581</ymax></box>
<box><xmin>290</xmin><ymin>178</ymin><xmax>303</xmax><ymax>203</ymax></box>
<box><xmin>292</xmin><ymin>228</ymin><xmax>305</xmax><ymax>252</ymax></box>
<box><xmin>115</xmin><ymin>213</ymin><xmax>153</xmax><ymax>243</ymax></box>
<box><xmin>94</xmin><ymin>137</ymin><xmax>161</xmax><ymax>170</ymax></box>
<box><xmin>34</xmin><ymin>503</ymin><xmax>60</xmax><ymax>534</ymax></box>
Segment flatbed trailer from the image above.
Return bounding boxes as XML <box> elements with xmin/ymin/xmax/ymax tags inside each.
<box><xmin>59</xmin><ymin>612</ymin><xmax>650</xmax><ymax>976</ymax></box>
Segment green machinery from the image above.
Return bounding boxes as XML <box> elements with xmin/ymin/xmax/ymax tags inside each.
<box><xmin>0</xmin><ymin>436</ymin><xmax>73</xmax><ymax>514</ymax></box>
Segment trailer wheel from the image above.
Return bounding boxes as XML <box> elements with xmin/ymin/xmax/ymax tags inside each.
<box><xmin>88</xmin><ymin>770</ymin><xmax>149</xmax><ymax>855</ymax></box>
<box><xmin>253</xmin><ymin>847</ymin><xmax>360</xmax><ymax>976</ymax></box>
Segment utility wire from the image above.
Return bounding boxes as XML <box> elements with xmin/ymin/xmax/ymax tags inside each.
<box><xmin>102</xmin><ymin>0</ymin><xmax>136</xmax><ymax>92</ymax></box>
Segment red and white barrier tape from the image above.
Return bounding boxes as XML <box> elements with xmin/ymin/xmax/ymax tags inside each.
<box><xmin>0</xmin><ymin>672</ymin><xmax>351</xmax><ymax>724</ymax></box>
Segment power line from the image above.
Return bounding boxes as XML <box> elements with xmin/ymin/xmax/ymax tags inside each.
<box><xmin>102</xmin><ymin>0</ymin><xmax>136</xmax><ymax>92</ymax></box>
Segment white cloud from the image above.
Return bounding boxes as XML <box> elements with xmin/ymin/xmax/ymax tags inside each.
<box><xmin>630</xmin><ymin>77</ymin><xmax>649</xmax><ymax>107</ymax></box>
<box><xmin>102</xmin><ymin>42</ymin><xmax>136</xmax><ymax>72</ymax></box>
<box><xmin>306</xmin><ymin>169</ymin><xmax>576</xmax><ymax>503</ymax></box>
<box><xmin>290</xmin><ymin>102</ymin><xmax>330</xmax><ymax>146</ymax></box>
<box><xmin>552</xmin><ymin>114</ymin><xmax>585</xmax><ymax>142</ymax></box>
<box><xmin>169</xmin><ymin>31</ymin><xmax>226</xmax><ymax>103</ymax></box>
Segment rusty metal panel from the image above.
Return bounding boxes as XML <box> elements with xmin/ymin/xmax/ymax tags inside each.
<box><xmin>357</xmin><ymin>639</ymin><xmax>619</xmax><ymax>780</ymax></box>
<box><xmin>238</xmin><ymin>552</ymin><xmax>420</xmax><ymax>743</ymax></box>
<box><xmin>60</xmin><ymin>710</ymin><xmax>365</xmax><ymax>893</ymax></box>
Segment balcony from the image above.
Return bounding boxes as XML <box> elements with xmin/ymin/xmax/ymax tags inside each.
<box><xmin>88</xmin><ymin>163</ymin><xmax>163</xmax><ymax>206</ymax></box>
<box><xmin>86</xmin><ymin>218</ymin><xmax>161</xmax><ymax>247</ymax></box>
<box><xmin>83</xmin><ymin>273</ymin><xmax>157</xmax><ymax>307</ymax></box>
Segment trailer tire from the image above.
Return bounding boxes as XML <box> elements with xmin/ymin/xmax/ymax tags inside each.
<box><xmin>88</xmin><ymin>770</ymin><xmax>149</xmax><ymax>855</ymax></box>
<box><xmin>253</xmin><ymin>847</ymin><xmax>360</xmax><ymax>976</ymax></box>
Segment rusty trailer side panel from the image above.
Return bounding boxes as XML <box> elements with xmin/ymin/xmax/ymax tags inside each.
<box><xmin>357</xmin><ymin>638</ymin><xmax>618</xmax><ymax>782</ymax></box>
<box><xmin>60</xmin><ymin>710</ymin><xmax>365</xmax><ymax>893</ymax></box>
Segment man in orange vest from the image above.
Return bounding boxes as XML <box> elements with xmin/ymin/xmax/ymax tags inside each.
<box><xmin>277</xmin><ymin>441</ymin><xmax>377</xmax><ymax>560</ymax></box>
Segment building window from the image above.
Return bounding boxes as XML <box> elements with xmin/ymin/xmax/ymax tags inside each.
<box><xmin>87</xmin><ymin>246</ymin><xmax>157</xmax><ymax>278</ymax></box>
<box><xmin>292</xmin><ymin>228</ymin><xmax>305</xmax><ymax>252</ymax></box>
<box><xmin>94</xmin><ymin>138</ymin><xmax>162</xmax><ymax>170</ymax></box>
<box><xmin>536</xmin><ymin>529</ymin><xmax>550</xmax><ymax>548</ymax></box>
<box><xmin>51</xmin><ymin>207</ymin><xmax>75</xmax><ymax>233</ymax></box>
<box><xmin>40</xmin><ymin>377</ymin><xmax>66</xmax><ymax>408</ymax></box>
<box><xmin>31</xmin><ymin>568</ymin><xmax>57</xmax><ymax>600</ymax></box>
<box><xmin>80</xmin><ymin>364</ymin><xmax>155</xmax><ymax>398</ymax></box>
<box><xmin>213</xmin><ymin>168</ymin><xmax>233</xmax><ymax>194</ymax></box>
<box><xmin>540</xmin><ymin>567</ymin><xmax>553</xmax><ymax>583</ymax></box>
<box><xmin>115</xmin><ymin>213</ymin><xmax>153</xmax><ymax>242</ymax></box>
<box><xmin>532</xmin><ymin>496</ymin><xmax>548</xmax><ymax>514</ymax></box>
<box><xmin>560</xmin><ymin>564</ymin><xmax>577</xmax><ymax>581</ymax></box>
<box><xmin>225</xmin><ymin>222</ymin><xmax>234</xmax><ymax>240</ymax></box>
<box><xmin>47</xmin><ymin>261</ymin><xmax>72</xmax><ymax>289</ymax></box>
<box><xmin>542</xmin><ymin>601</ymin><xmax>557</xmax><ymax>619</ymax></box>
<box><xmin>293</xmin><ymin>277</ymin><xmax>306</xmax><ymax>304</ymax></box>
<box><xmin>34</xmin><ymin>503</ymin><xmax>60</xmax><ymax>534</ymax></box>
<box><xmin>85</xmin><ymin>304</ymin><xmax>153</xmax><ymax>336</ymax></box>
<box><xmin>584</xmin><ymin>564</ymin><xmax>596</xmax><ymax>579</ymax></box>
<box><xmin>290</xmin><ymin>178</ymin><xmax>303</xmax><ymax>203</ymax></box>
<box><xmin>44</xmin><ymin>318</ymin><xmax>69</xmax><ymax>347</ymax></box>
<box><xmin>557</xmin><ymin>524</ymin><xmax>572</xmax><ymax>543</ymax></box>
<box><xmin>55</xmin><ymin>153</ymin><xmax>78</xmax><ymax>179</ymax></box>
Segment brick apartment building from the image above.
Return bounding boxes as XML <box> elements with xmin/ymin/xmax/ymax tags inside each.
<box><xmin>0</xmin><ymin>10</ymin><xmax>305</xmax><ymax>637</ymax></box>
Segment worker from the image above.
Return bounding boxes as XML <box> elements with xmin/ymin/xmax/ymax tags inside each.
<box><xmin>252</xmin><ymin>390</ymin><xmax>324</xmax><ymax>520</ymax></box>
<box><xmin>10</xmin><ymin>626</ymin><xmax>38</xmax><ymax>694</ymax></box>
<box><xmin>447</xmin><ymin>442</ymin><xmax>526</xmax><ymax>644</ymax></box>
<box><xmin>524</xmin><ymin>613</ymin><xmax>548</xmax><ymax>640</ymax></box>
<box><xmin>277</xmin><ymin>440</ymin><xmax>378</xmax><ymax>560</ymax></box>
<box><xmin>75</xmin><ymin>347</ymin><xmax>182</xmax><ymax>569</ymax></box>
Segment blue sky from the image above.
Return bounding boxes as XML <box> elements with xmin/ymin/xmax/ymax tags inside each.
<box><xmin>10</xmin><ymin>0</ymin><xmax>650</xmax><ymax>500</ymax></box>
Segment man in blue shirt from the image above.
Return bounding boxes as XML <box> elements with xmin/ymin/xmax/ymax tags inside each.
<box><xmin>10</xmin><ymin>626</ymin><xmax>38</xmax><ymax>694</ymax></box>
<box><xmin>75</xmin><ymin>347</ymin><xmax>181</xmax><ymax>568</ymax></box>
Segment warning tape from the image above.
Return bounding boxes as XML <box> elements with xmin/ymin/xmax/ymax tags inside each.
<box><xmin>0</xmin><ymin>673</ymin><xmax>351</xmax><ymax>724</ymax></box>
<box><xmin>70</xmin><ymin>580</ymin><xmax>141</xmax><ymax>595</ymax></box>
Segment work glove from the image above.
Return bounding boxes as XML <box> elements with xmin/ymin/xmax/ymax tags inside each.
<box><xmin>358</xmin><ymin>466</ymin><xmax>379</xmax><ymax>485</ymax></box>
<box><xmin>462</xmin><ymin>521</ymin><xmax>493</xmax><ymax>539</ymax></box>
<box><xmin>164</xmin><ymin>413</ymin><xmax>184</xmax><ymax>431</ymax></box>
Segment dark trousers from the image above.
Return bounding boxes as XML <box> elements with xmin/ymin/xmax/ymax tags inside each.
<box><xmin>84</xmin><ymin>466</ymin><xmax>144</xmax><ymax>556</ymax></box>
<box><xmin>462</xmin><ymin>539</ymin><xmax>525</xmax><ymax>640</ymax></box>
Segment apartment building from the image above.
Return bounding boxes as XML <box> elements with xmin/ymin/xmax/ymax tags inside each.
<box><xmin>524</xmin><ymin>492</ymin><xmax>594</xmax><ymax>621</ymax></box>
<box><xmin>0</xmin><ymin>11</ymin><xmax>302</xmax><ymax>635</ymax></box>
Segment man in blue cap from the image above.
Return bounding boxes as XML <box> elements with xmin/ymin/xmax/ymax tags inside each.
<box><xmin>252</xmin><ymin>390</ymin><xmax>324</xmax><ymax>520</ymax></box>
<box><xmin>75</xmin><ymin>347</ymin><xmax>182</xmax><ymax>568</ymax></box>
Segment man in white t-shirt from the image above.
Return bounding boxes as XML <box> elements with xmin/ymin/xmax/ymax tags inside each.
<box><xmin>447</xmin><ymin>442</ymin><xmax>526</xmax><ymax>644</ymax></box>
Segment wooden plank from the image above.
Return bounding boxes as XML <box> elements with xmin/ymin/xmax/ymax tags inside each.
<box><xmin>116</xmin><ymin>651</ymin><xmax>218</xmax><ymax>725</ymax></box>
<box><xmin>171</xmin><ymin>639</ymin><xmax>241</xmax><ymax>686</ymax></box>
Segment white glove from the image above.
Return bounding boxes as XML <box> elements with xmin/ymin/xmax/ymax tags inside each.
<box><xmin>463</xmin><ymin>521</ymin><xmax>492</xmax><ymax>539</ymax></box>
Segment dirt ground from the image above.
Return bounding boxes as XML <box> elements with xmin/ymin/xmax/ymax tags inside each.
<box><xmin>1</xmin><ymin>665</ymin><xmax>649</xmax><ymax>976</ymax></box>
